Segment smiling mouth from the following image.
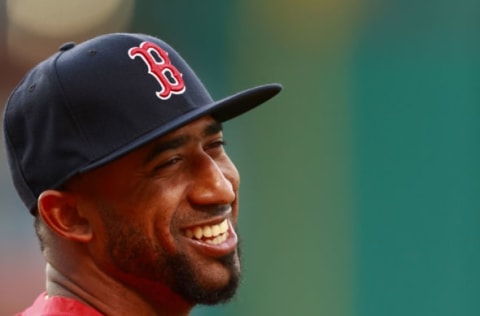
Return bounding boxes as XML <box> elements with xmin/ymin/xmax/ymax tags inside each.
<box><xmin>185</xmin><ymin>219</ymin><xmax>230</xmax><ymax>245</ymax></box>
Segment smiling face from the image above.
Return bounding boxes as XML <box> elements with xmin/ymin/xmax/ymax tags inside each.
<box><xmin>69</xmin><ymin>115</ymin><xmax>241</xmax><ymax>305</ymax></box>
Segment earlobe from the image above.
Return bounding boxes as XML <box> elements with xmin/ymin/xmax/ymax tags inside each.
<box><xmin>38</xmin><ymin>190</ymin><xmax>93</xmax><ymax>243</ymax></box>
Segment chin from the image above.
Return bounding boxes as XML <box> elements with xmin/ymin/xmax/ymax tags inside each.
<box><xmin>167</xmin><ymin>251</ymin><xmax>241</xmax><ymax>305</ymax></box>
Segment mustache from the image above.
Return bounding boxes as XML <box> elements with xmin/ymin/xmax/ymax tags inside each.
<box><xmin>192</xmin><ymin>204</ymin><xmax>232</xmax><ymax>216</ymax></box>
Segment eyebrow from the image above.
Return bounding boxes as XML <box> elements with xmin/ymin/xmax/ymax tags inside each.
<box><xmin>203</xmin><ymin>120</ymin><xmax>223</xmax><ymax>136</ymax></box>
<box><xmin>143</xmin><ymin>121</ymin><xmax>223</xmax><ymax>166</ymax></box>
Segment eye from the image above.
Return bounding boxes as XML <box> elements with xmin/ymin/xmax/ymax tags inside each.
<box><xmin>205</xmin><ymin>139</ymin><xmax>226</xmax><ymax>150</ymax></box>
<box><xmin>152</xmin><ymin>156</ymin><xmax>182</xmax><ymax>173</ymax></box>
<box><xmin>204</xmin><ymin>139</ymin><xmax>227</xmax><ymax>159</ymax></box>
<box><xmin>205</xmin><ymin>139</ymin><xmax>226</xmax><ymax>153</ymax></box>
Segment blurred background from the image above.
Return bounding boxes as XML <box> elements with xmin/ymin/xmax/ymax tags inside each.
<box><xmin>1</xmin><ymin>0</ymin><xmax>479</xmax><ymax>315</ymax></box>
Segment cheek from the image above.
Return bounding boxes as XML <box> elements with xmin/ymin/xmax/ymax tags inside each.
<box><xmin>90</xmin><ymin>185</ymin><xmax>176</xmax><ymax>254</ymax></box>
<box><xmin>147</xmin><ymin>181</ymin><xmax>188</xmax><ymax>254</ymax></box>
<box><xmin>221</xmin><ymin>156</ymin><xmax>240</xmax><ymax>190</ymax></box>
<box><xmin>222</xmin><ymin>159</ymin><xmax>240</xmax><ymax>219</ymax></box>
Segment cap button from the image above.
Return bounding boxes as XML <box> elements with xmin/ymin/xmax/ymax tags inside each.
<box><xmin>59</xmin><ymin>42</ymin><xmax>76</xmax><ymax>51</ymax></box>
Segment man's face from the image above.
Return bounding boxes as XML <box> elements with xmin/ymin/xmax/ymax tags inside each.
<box><xmin>71</xmin><ymin>116</ymin><xmax>241</xmax><ymax>305</ymax></box>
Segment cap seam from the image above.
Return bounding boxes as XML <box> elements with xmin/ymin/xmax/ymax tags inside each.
<box><xmin>3</xmin><ymin>76</ymin><xmax>38</xmax><ymax>210</ymax></box>
<box><xmin>52</xmin><ymin>52</ymin><xmax>96</xmax><ymax>160</ymax></box>
<box><xmin>4</xmin><ymin>108</ymin><xmax>37</xmax><ymax>211</ymax></box>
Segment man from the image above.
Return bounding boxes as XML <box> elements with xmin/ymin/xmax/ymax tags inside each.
<box><xmin>3</xmin><ymin>33</ymin><xmax>281</xmax><ymax>315</ymax></box>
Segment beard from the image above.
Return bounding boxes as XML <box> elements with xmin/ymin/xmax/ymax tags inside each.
<box><xmin>99</xmin><ymin>208</ymin><xmax>241</xmax><ymax>306</ymax></box>
<box><xmin>164</xmin><ymin>249</ymin><xmax>241</xmax><ymax>305</ymax></box>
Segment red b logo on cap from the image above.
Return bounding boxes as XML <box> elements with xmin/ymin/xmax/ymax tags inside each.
<box><xmin>128</xmin><ymin>41</ymin><xmax>186</xmax><ymax>100</ymax></box>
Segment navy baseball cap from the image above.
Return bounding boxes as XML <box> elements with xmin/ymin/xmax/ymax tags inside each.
<box><xmin>3</xmin><ymin>33</ymin><xmax>282</xmax><ymax>214</ymax></box>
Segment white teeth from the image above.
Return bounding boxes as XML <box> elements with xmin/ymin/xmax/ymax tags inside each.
<box><xmin>205</xmin><ymin>231</ymin><xmax>229</xmax><ymax>245</ymax></box>
<box><xmin>203</xmin><ymin>226</ymin><xmax>212</xmax><ymax>238</ymax></box>
<box><xmin>185</xmin><ymin>219</ymin><xmax>229</xmax><ymax>243</ymax></box>
<box><xmin>211</xmin><ymin>224</ymin><xmax>220</xmax><ymax>236</ymax></box>
<box><xmin>193</xmin><ymin>226</ymin><xmax>203</xmax><ymax>239</ymax></box>
<box><xmin>220</xmin><ymin>220</ymin><xmax>228</xmax><ymax>232</ymax></box>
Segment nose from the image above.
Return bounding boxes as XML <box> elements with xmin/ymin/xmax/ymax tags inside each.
<box><xmin>187</xmin><ymin>154</ymin><xmax>237</xmax><ymax>207</ymax></box>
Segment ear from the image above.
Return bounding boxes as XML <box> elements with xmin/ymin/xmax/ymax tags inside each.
<box><xmin>37</xmin><ymin>190</ymin><xmax>93</xmax><ymax>243</ymax></box>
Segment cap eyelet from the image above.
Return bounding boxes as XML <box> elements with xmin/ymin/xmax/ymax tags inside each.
<box><xmin>59</xmin><ymin>42</ymin><xmax>76</xmax><ymax>51</ymax></box>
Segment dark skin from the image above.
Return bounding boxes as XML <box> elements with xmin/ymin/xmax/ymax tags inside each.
<box><xmin>36</xmin><ymin>116</ymin><xmax>241</xmax><ymax>315</ymax></box>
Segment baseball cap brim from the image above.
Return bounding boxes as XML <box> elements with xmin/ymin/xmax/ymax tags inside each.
<box><xmin>80</xmin><ymin>83</ymin><xmax>282</xmax><ymax>174</ymax></box>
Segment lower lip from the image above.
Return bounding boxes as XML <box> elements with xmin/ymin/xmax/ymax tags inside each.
<box><xmin>185</xmin><ymin>222</ymin><xmax>238</xmax><ymax>258</ymax></box>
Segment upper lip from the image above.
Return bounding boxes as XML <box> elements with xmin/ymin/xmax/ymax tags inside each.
<box><xmin>181</xmin><ymin>215</ymin><xmax>230</xmax><ymax>231</ymax></box>
<box><xmin>181</xmin><ymin>205</ymin><xmax>232</xmax><ymax>230</ymax></box>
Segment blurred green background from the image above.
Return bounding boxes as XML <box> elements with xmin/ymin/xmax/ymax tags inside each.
<box><xmin>1</xmin><ymin>0</ymin><xmax>479</xmax><ymax>315</ymax></box>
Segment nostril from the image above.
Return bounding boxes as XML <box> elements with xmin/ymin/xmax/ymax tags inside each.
<box><xmin>187</xmin><ymin>155</ymin><xmax>237</xmax><ymax>206</ymax></box>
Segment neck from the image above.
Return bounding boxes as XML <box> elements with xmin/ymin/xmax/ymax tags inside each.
<box><xmin>45</xmin><ymin>262</ymin><xmax>193</xmax><ymax>316</ymax></box>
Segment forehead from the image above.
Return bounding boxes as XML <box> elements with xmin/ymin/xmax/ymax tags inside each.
<box><xmin>99</xmin><ymin>116</ymin><xmax>220</xmax><ymax>166</ymax></box>
<box><xmin>65</xmin><ymin>116</ymin><xmax>223</xmax><ymax>191</ymax></box>
<box><xmin>155</xmin><ymin>115</ymin><xmax>222</xmax><ymax>141</ymax></box>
